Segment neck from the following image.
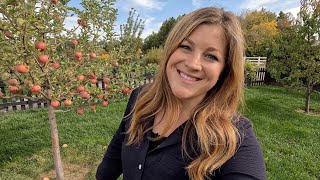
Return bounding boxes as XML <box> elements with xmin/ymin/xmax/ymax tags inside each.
<box><xmin>178</xmin><ymin>97</ymin><xmax>202</xmax><ymax>119</ymax></box>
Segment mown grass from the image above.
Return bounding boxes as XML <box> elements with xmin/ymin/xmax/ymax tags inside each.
<box><xmin>0</xmin><ymin>100</ymin><xmax>128</xmax><ymax>179</ymax></box>
<box><xmin>0</xmin><ymin>86</ymin><xmax>319</xmax><ymax>179</ymax></box>
<box><xmin>244</xmin><ymin>86</ymin><xmax>320</xmax><ymax>180</ymax></box>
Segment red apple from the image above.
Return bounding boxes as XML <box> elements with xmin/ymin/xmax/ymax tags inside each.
<box><xmin>70</xmin><ymin>39</ymin><xmax>78</xmax><ymax>45</ymax></box>
<box><xmin>80</xmin><ymin>91</ymin><xmax>90</xmax><ymax>99</ymax></box>
<box><xmin>7</xmin><ymin>79</ymin><xmax>18</xmax><ymax>86</ymax></box>
<box><xmin>77</xmin><ymin>19</ymin><xmax>82</xmax><ymax>25</ymax></box>
<box><xmin>35</xmin><ymin>42</ymin><xmax>46</xmax><ymax>51</ymax></box>
<box><xmin>9</xmin><ymin>86</ymin><xmax>19</xmax><ymax>93</ymax></box>
<box><xmin>122</xmin><ymin>87</ymin><xmax>131</xmax><ymax>94</ymax></box>
<box><xmin>51</xmin><ymin>0</ymin><xmax>57</xmax><ymax>4</ymax></box>
<box><xmin>89</xmin><ymin>104</ymin><xmax>96</xmax><ymax>110</ymax></box>
<box><xmin>37</xmin><ymin>55</ymin><xmax>49</xmax><ymax>64</ymax></box>
<box><xmin>77</xmin><ymin>107</ymin><xmax>85</xmax><ymax>115</ymax></box>
<box><xmin>97</xmin><ymin>94</ymin><xmax>104</xmax><ymax>99</ymax></box>
<box><xmin>31</xmin><ymin>85</ymin><xmax>41</xmax><ymax>94</ymax></box>
<box><xmin>64</xmin><ymin>99</ymin><xmax>72</xmax><ymax>106</ymax></box>
<box><xmin>89</xmin><ymin>53</ymin><xmax>96</xmax><ymax>59</ymax></box>
<box><xmin>52</xmin><ymin>62</ymin><xmax>60</xmax><ymax>69</ymax></box>
<box><xmin>111</xmin><ymin>60</ymin><xmax>119</xmax><ymax>67</ymax></box>
<box><xmin>101</xmin><ymin>100</ymin><xmax>109</xmax><ymax>107</ymax></box>
<box><xmin>81</xmin><ymin>21</ymin><xmax>88</xmax><ymax>28</ymax></box>
<box><xmin>91</xmin><ymin>79</ymin><xmax>97</xmax><ymax>84</ymax></box>
<box><xmin>88</xmin><ymin>72</ymin><xmax>97</xmax><ymax>79</ymax></box>
<box><xmin>5</xmin><ymin>31</ymin><xmax>12</xmax><ymax>38</ymax></box>
<box><xmin>51</xmin><ymin>100</ymin><xmax>60</xmax><ymax>108</ymax></box>
<box><xmin>75</xmin><ymin>52</ymin><xmax>82</xmax><ymax>58</ymax></box>
<box><xmin>0</xmin><ymin>91</ymin><xmax>3</xmax><ymax>97</ymax></box>
<box><xmin>77</xmin><ymin>86</ymin><xmax>85</xmax><ymax>92</ymax></box>
<box><xmin>16</xmin><ymin>64</ymin><xmax>29</xmax><ymax>73</ymax></box>
<box><xmin>77</xmin><ymin>74</ymin><xmax>85</xmax><ymax>81</ymax></box>
<box><xmin>103</xmin><ymin>77</ymin><xmax>110</xmax><ymax>83</ymax></box>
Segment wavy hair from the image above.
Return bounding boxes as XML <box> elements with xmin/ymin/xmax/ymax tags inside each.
<box><xmin>126</xmin><ymin>7</ymin><xmax>245</xmax><ymax>180</ymax></box>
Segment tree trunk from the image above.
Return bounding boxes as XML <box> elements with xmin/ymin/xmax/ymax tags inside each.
<box><xmin>305</xmin><ymin>80</ymin><xmax>312</xmax><ymax>113</ymax></box>
<box><xmin>48</xmin><ymin>90</ymin><xmax>64</xmax><ymax>180</ymax></box>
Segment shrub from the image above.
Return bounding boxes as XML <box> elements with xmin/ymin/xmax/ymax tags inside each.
<box><xmin>244</xmin><ymin>61</ymin><xmax>259</xmax><ymax>85</ymax></box>
<box><xmin>142</xmin><ymin>47</ymin><xmax>163</xmax><ymax>64</ymax></box>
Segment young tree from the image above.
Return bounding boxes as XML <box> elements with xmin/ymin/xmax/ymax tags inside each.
<box><xmin>119</xmin><ymin>8</ymin><xmax>145</xmax><ymax>59</ymax></box>
<box><xmin>269</xmin><ymin>0</ymin><xmax>320</xmax><ymax>113</ymax></box>
<box><xmin>0</xmin><ymin>0</ymin><xmax>139</xmax><ymax>179</ymax></box>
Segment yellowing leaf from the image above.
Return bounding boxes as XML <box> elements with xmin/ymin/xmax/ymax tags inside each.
<box><xmin>100</xmin><ymin>54</ymin><xmax>110</xmax><ymax>59</ymax></box>
<box><xmin>17</xmin><ymin>18</ymin><xmax>25</xmax><ymax>26</ymax></box>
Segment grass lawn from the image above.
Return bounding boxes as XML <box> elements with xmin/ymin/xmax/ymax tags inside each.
<box><xmin>0</xmin><ymin>85</ymin><xmax>319</xmax><ymax>179</ymax></box>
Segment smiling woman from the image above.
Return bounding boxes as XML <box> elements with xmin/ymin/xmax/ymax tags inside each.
<box><xmin>97</xmin><ymin>7</ymin><xmax>266</xmax><ymax>180</ymax></box>
<box><xmin>166</xmin><ymin>24</ymin><xmax>226</xmax><ymax>107</ymax></box>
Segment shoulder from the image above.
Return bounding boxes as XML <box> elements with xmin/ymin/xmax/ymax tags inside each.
<box><xmin>234</xmin><ymin>116</ymin><xmax>258</xmax><ymax>145</ymax></box>
<box><xmin>128</xmin><ymin>85</ymin><xmax>145</xmax><ymax>104</ymax></box>
<box><xmin>234</xmin><ymin>116</ymin><xmax>252</xmax><ymax>130</ymax></box>
<box><xmin>123</xmin><ymin>85</ymin><xmax>148</xmax><ymax>116</ymax></box>
<box><xmin>218</xmin><ymin>116</ymin><xmax>267</xmax><ymax>179</ymax></box>
<box><xmin>122</xmin><ymin>85</ymin><xmax>149</xmax><ymax>130</ymax></box>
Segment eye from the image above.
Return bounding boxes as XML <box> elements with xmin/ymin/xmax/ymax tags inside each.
<box><xmin>206</xmin><ymin>54</ymin><xmax>218</xmax><ymax>61</ymax></box>
<box><xmin>179</xmin><ymin>44</ymin><xmax>192</xmax><ymax>51</ymax></box>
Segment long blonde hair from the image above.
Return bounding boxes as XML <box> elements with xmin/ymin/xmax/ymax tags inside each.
<box><xmin>127</xmin><ymin>7</ymin><xmax>245</xmax><ymax>179</ymax></box>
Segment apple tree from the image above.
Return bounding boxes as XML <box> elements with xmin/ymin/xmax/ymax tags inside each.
<box><xmin>0</xmin><ymin>0</ymin><xmax>141</xmax><ymax>179</ymax></box>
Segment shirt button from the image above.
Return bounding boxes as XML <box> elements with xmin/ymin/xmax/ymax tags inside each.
<box><xmin>138</xmin><ymin>164</ymin><xmax>142</xmax><ymax>170</ymax></box>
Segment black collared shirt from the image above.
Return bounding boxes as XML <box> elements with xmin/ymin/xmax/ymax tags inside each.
<box><xmin>96</xmin><ymin>87</ymin><xmax>267</xmax><ymax>180</ymax></box>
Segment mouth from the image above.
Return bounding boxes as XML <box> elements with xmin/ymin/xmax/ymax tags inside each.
<box><xmin>178</xmin><ymin>70</ymin><xmax>201</xmax><ymax>81</ymax></box>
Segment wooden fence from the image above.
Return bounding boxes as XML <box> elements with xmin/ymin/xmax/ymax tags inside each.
<box><xmin>0</xmin><ymin>76</ymin><xmax>153</xmax><ymax>112</ymax></box>
<box><xmin>247</xmin><ymin>67</ymin><xmax>267</xmax><ymax>86</ymax></box>
<box><xmin>244</xmin><ymin>57</ymin><xmax>267</xmax><ymax>68</ymax></box>
<box><xmin>244</xmin><ymin>57</ymin><xmax>268</xmax><ymax>86</ymax></box>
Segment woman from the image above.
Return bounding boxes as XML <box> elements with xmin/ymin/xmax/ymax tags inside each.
<box><xmin>97</xmin><ymin>7</ymin><xmax>266</xmax><ymax>180</ymax></box>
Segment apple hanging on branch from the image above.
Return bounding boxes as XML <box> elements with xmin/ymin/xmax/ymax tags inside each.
<box><xmin>0</xmin><ymin>0</ymin><xmax>145</xmax><ymax>179</ymax></box>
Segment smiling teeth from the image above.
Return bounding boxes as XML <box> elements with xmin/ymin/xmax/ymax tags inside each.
<box><xmin>180</xmin><ymin>72</ymin><xmax>197</xmax><ymax>81</ymax></box>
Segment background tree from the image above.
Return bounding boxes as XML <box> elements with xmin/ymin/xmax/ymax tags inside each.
<box><xmin>142</xmin><ymin>16</ymin><xmax>180</xmax><ymax>53</ymax></box>
<box><xmin>142</xmin><ymin>32</ymin><xmax>159</xmax><ymax>53</ymax></box>
<box><xmin>277</xmin><ymin>11</ymin><xmax>296</xmax><ymax>30</ymax></box>
<box><xmin>241</xmin><ymin>8</ymin><xmax>278</xmax><ymax>57</ymax></box>
<box><xmin>0</xmin><ymin>0</ymin><xmax>141</xmax><ymax>179</ymax></box>
<box><xmin>269</xmin><ymin>0</ymin><xmax>320</xmax><ymax>113</ymax></box>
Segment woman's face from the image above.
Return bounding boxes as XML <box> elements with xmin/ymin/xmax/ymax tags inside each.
<box><xmin>166</xmin><ymin>24</ymin><xmax>227</xmax><ymax>105</ymax></box>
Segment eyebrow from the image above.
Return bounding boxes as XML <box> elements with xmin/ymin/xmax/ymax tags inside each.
<box><xmin>184</xmin><ymin>38</ymin><xmax>220</xmax><ymax>53</ymax></box>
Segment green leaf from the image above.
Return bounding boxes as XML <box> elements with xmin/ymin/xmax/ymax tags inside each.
<box><xmin>17</xmin><ymin>18</ymin><xmax>25</xmax><ymax>26</ymax></box>
<box><xmin>37</xmin><ymin>25</ymin><xmax>46</xmax><ymax>30</ymax></box>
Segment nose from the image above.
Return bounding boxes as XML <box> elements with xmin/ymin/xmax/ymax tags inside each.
<box><xmin>185</xmin><ymin>51</ymin><xmax>202</xmax><ymax>71</ymax></box>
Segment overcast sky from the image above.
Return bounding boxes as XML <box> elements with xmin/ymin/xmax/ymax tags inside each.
<box><xmin>66</xmin><ymin>0</ymin><xmax>301</xmax><ymax>39</ymax></box>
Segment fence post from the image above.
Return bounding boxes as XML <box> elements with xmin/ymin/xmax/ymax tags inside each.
<box><xmin>28</xmin><ymin>99</ymin><xmax>34</xmax><ymax>109</ymax></box>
